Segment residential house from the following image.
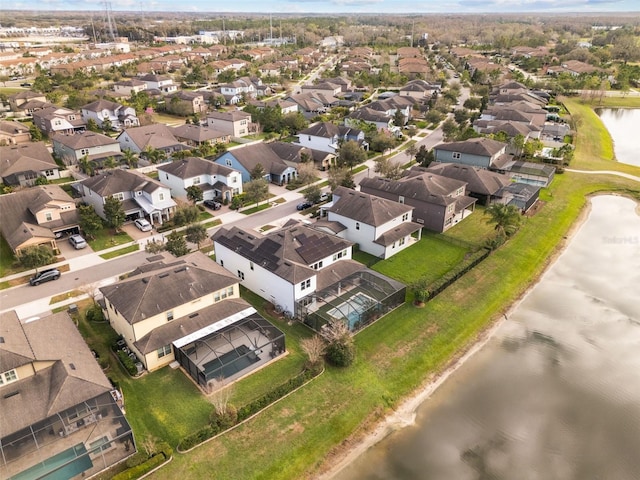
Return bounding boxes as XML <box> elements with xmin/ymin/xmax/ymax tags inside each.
<box><xmin>219</xmin><ymin>78</ymin><xmax>256</xmax><ymax>99</ymax></box>
<box><xmin>81</xmin><ymin>99</ymin><xmax>140</xmax><ymax>130</ymax></box>
<box><xmin>52</xmin><ymin>131</ymin><xmax>122</xmax><ymax>167</ymax></box>
<box><xmin>32</xmin><ymin>106</ymin><xmax>86</xmax><ymax>136</ymax></box>
<box><xmin>165</xmin><ymin>91</ymin><xmax>207</xmax><ymax>116</ymax></box>
<box><xmin>300</xmin><ymin>82</ymin><xmax>342</xmax><ymax>97</ymax></box>
<box><xmin>321</xmin><ymin>76</ymin><xmax>352</xmax><ymax>92</ymax></box>
<box><xmin>422</xmin><ymin>163</ymin><xmax>511</xmax><ymax>205</ymax></box>
<box><xmin>213</xmin><ymin>143</ymin><xmax>298</xmax><ymax>185</ymax></box>
<box><xmin>0</xmin><ymin>185</ymin><xmax>80</xmax><ymax>256</ymax></box>
<box><xmin>433</xmin><ymin>137</ymin><xmax>510</xmax><ymax>170</ymax></box>
<box><xmin>206</xmin><ymin>110</ymin><xmax>252</xmax><ymax>138</ymax></box>
<box><xmin>345</xmin><ymin>108</ymin><xmax>393</xmax><ymax>132</ymax></box>
<box><xmin>0</xmin><ymin>120</ymin><xmax>30</xmax><ymax>145</ymax></box>
<box><xmin>99</xmin><ymin>252</ymin><xmax>285</xmax><ymax>388</ymax></box>
<box><xmin>116</xmin><ymin>124</ymin><xmax>185</xmax><ymax>156</ymax></box>
<box><xmin>247</xmin><ymin>98</ymin><xmax>299</xmax><ymax>115</ymax></box>
<box><xmin>359</xmin><ymin>171</ymin><xmax>476</xmax><ymax>233</ymax></box>
<box><xmin>296</xmin><ymin>122</ymin><xmax>367</xmax><ymax>154</ymax></box>
<box><xmin>171</xmin><ymin>124</ymin><xmax>231</xmax><ymax>147</ymax></box>
<box><xmin>500</xmin><ymin>160</ymin><xmax>555</xmax><ymax>187</ymax></box>
<box><xmin>157</xmin><ymin>156</ymin><xmax>242</xmax><ymax>203</ymax></box>
<box><xmin>8</xmin><ymin>91</ymin><xmax>50</xmax><ymax>116</ymax></box>
<box><xmin>0</xmin><ymin>142</ymin><xmax>61</xmax><ymax>187</ymax></box>
<box><xmin>0</xmin><ymin>310</ymin><xmax>134</xmax><ymax>480</ymax></box>
<box><xmin>398</xmin><ymin>57</ymin><xmax>431</xmax><ymax>75</ymax></box>
<box><xmin>316</xmin><ymin>186</ymin><xmax>422</xmax><ymax>259</ymax></box>
<box><xmin>138</xmin><ymin>73</ymin><xmax>177</xmax><ymax>94</ymax></box>
<box><xmin>212</xmin><ymin>220</ymin><xmax>406</xmax><ymax>331</ymax></box>
<box><xmin>112</xmin><ymin>78</ymin><xmax>148</xmax><ymax>97</ymax></box>
<box><xmin>285</xmin><ymin>92</ymin><xmax>339</xmax><ymax>118</ymax></box>
<box><xmin>79</xmin><ymin>169</ymin><xmax>176</xmax><ymax>225</ymax></box>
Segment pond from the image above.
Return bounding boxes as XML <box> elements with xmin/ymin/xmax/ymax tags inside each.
<box><xmin>597</xmin><ymin>108</ymin><xmax>640</xmax><ymax>167</ymax></box>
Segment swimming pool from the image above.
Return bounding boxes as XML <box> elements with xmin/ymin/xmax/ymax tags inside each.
<box><xmin>326</xmin><ymin>292</ymin><xmax>376</xmax><ymax>329</ymax></box>
<box><xmin>10</xmin><ymin>443</ymin><xmax>93</xmax><ymax>480</ymax></box>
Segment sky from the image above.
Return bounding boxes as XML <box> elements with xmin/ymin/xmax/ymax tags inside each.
<box><xmin>7</xmin><ymin>0</ymin><xmax>640</xmax><ymax>13</ymax></box>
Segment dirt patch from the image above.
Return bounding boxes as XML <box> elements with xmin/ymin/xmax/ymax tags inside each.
<box><xmin>525</xmin><ymin>199</ymin><xmax>546</xmax><ymax>217</ymax></box>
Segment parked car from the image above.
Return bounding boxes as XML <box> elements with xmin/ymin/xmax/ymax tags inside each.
<box><xmin>29</xmin><ymin>268</ymin><xmax>61</xmax><ymax>286</ymax></box>
<box><xmin>20</xmin><ymin>82</ymin><xmax>32</xmax><ymax>87</ymax></box>
<box><xmin>203</xmin><ymin>199</ymin><xmax>222</xmax><ymax>210</ymax></box>
<box><xmin>297</xmin><ymin>201</ymin><xmax>313</xmax><ymax>211</ymax></box>
<box><xmin>319</xmin><ymin>192</ymin><xmax>330</xmax><ymax>203</ymax></box>
<box><xmin>134</xmin><ymin>218</ymin><xmax>152</xmax><ymax>232</ymax></box>
<box><xmin>68</xmin><ymin>234</ymin><xmax>87</xmax><ymax>249</ymax></box>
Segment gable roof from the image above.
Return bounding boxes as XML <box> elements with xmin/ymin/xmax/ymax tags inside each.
<box><xmin>329</xmin><ymin>186</ymin><xmax>413</xmax><ymax>226</ymax></box>
<box><xmin>117</xmin><ymin>124</ymin><xmax>180</xmax><ymax>151</ymax></box>
<box><xmin>81</xmin><ymin>98</ymin><xmax>124</xmax><ymax>113</ymax></box>
<box><xmin>0</xmin><ymin>120</ymin><xmax>30</xmax><ymax>135</ymax></box>
<box><xmin>265</xmin><ymin>141</ymin><xmax>311</xmax><ymax>163</ymax></box>
<box><xmin>212</xmin><ymin>220</ymin><xmax>354</xmax><ymax>284</ymax></box>
<box><xmin>299</xmin><ymin>122</ymin><xmax>362</xmax><ymax>139</ymax></box>
<box><xmin>223</xmin><ymin>143</ymin><xmax>289</xmax><ymax>175</ymax></box>
<box><xmin>52</xmin><ymin>131</ymin><xmax>118</xmax><ymax>149</ymax></box>
<box><xmin>422</xmin><ymin>163</ymin><xmax>510</xmax><ymax>196</ymax></box>
<box><xmin>157</xmin><ymin>156</ymin><xmax>236</xmax><ymax>179</ymax></box>
<box><xmin>359</xmin><ymin>172</ymin><xmax>466</xmax><ymax>207</ymax></box>
<box><xmin>80</xmin><ymin>168</ymin><xmax>166</xmax><ymax>197</ymax></box>
<box><xmin>170</xmin><ymin>124</ymin><xmax>228</xmax><ymax>143</ymax></box>
<box><xmin>100</xmin><ymin>252</ymin><xmax>238</xmax><ymax>325</ymax></box>
<box><xmin>0</xmin><ymin>311</ymin><xmax>112</xmax><ymax>437</ymax></box>
<box><xmin>434</xmin><ymin>137</ymin><xmax>507</xmax><ymax>157</ymax></box>
<box><xmin>0</xmin><ymin>142</ymin><xmax>57</xmax><ymax>178</ymax></box>
<box><xmin>207</xmin><ymin>110</ymin><xmax>252</xmax><ymax>122</ymax></box>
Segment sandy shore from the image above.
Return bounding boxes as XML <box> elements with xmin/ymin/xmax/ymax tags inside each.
<box><xmin>314</xmin><ymin>196</ymin><xmax>600</xmax><ymax>480</ymax></box>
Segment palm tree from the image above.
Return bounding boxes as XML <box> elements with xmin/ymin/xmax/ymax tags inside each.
<box><xmin>484</xmin><ymin>203</ymin><xmax>522</xmax><ymax>238</ymax></box>
<box><xmin>122</xmin><ymin>149</ymin><xmax>138</xmax><ymax>169</ymax></box>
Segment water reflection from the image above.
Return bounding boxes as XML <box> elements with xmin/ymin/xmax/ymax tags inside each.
<box><xmin>334</xmin><ymin>196</ymin><xmax>640</xmax><ymax>480</ymax></box>
<box><xmin>597</xmin><ymin>108</ymin><xmax>640</xmax><ymax>167</ymax></box>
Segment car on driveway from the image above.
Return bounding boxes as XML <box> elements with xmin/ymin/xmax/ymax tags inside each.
<box><xmin>68</xmin><ymin>234</ymin><xmax>87</xmax><ymax>249</ymax></box>
<box><xmin>30</xmin><ymin>268</ymin><xmax>61</xmax><ymax>286</ymax></box>
<box><xmin>296</xmin><ymin>201</ymin><xmax>313</xmax><ymax>211</ymax></box>
<box><xmin>203</xmin><ymin>199</ymin><xmax>222</xmax><ymax>210</ymax></box>
<box><xmin>134</xmin><ymin>218</ymin><xmax>152</xmax><ymax>232</ymax></box>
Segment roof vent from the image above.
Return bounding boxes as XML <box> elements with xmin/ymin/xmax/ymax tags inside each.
<box><xmin>69</xmin><ymin>363</ymin><xmax>76</xmax><ymax>370</ymax></box>
<box><xmin>3</xmin><ymin>391</ymin><xmax>19</xmax><ymax>399</ymax></box>
<box><xmin>159</xmin><ymin>273</ymin><xmax>169</xmax><ymax>278</ymax></box>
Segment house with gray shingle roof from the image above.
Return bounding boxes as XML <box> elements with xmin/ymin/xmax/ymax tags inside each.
<box><xmin>0</xmin><ymin>185</ymin><xmax>80</xmax><ymax>256</ymax></box>
<box><xmin>213</xmin><ymin>143</ymin><xmax>298</xmax><ymax>185</ymax></box>
<box><xmin>433</xmin><ymin>137</ymin><xmax>510</xmax><ymax>170</ymax></box>
<box><xmin>99</xmin><ymin>251</ymin><xmax>285</xmax><ymax>387</ymax></box>
<box><xmin>52</xmin><ymin>131</ymin><xmax>121</xmax><ymax>166</ymax></box>
<box><xmin>32</xmin><ymin>105</ymin><xmax>86</xmax><ymax>136</ymax></box>
<box><xmin>116</xmin><ymin>124</ymin><xmax>185</xmax><ymax>155</ymax></box>
<box><xmin>206</xmin><ymin>110</ymin><xmax>252</xmax><ymax>137</ymax></box>
<box><xmin>0</xmin><ymin>310</ymin><xmax>134</xmax><ymax>480</ymax></box>
<box><xmin>296</xmin><ymin>122</ymin><xmax>367</xmax><ymax>154</ymax></box>
<box><xmin>157</xmin><ymin>156</ymin><xmax>242</xmax><ymax>203</ymax></box>
<box><xmin>170</xmin><ymin>124</ymin><xmax>230</xmax><ymax>147</ymax></box>
<box><xmin>316</xmin><ymin>186</ymin><xmax>422</xmax><ymax>259</ymax></box>
<box><xmin>0</xmin><ymin>142</ymin><xmax>61</xmax><ymax>187</ymax></box>
<box><xmin>0</xmin><ymin>120</ymin><xmax>31</xmax><ymax>145</ymax></box>
<box><xmin>422</xmin><ymin>163</ymin><xmax>511</xmax><ymax>205</ymax></box>
<box><xmin>8</xmin><ymin>91</ymin><xmax>50</xmax><ymax>115</ymax></box>
<box><xmin>81</xmin><ymin>99</ymin><xmax>139</xmax><ymax>130</ymax></box>
<box><xmin>78</xmin><ymin>168</ymin><xmax>176</xmax><ymax>225</ymax></box>
<box><xmin>359</xmin><ymin>171</ymin><xmax>476</xmax><ymax>233</ymax></box>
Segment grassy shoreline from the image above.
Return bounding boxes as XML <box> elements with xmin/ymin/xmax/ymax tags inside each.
<box><xmin>144</xmin><ymin>103</ymin><xmax>639</xmax><ymax>480</ymax></box>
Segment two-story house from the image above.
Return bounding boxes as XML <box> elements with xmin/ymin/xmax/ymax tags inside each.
<box><xmin>32</xmin><ymin>106</ymin><xmax>86</xmax><ymax>136</ymax></box>
<box><xmin>99</xmin><ymin>252</ymin><xmax>285</xmax><ymax>388</ymax></box>
<box><xmin>0</xmin><ymin>142</ymin><xmax>61</xmax><ymax>187</ymax></box>
<box><xmin>170</xmin><ymin>124</ymin><xmax>230</xmax><ymax>147</ymax></box>
<box><xmin>138</xmin><ymin>73</ymin><xmax>177</xmax><ymax>94</ymax></box>
<box><xmin>157</xmin><ymin>156</ymin><xmax>242</xmax><ymax>203</ymax></box>
<box><xmin>219</xmin><ymin>78</ymin><xmax>256</xmax><ymax>99</ymax></box>
<box><xmin>81</xmin><ymin>99</ymin><xmax>139</xmax><ymax>130</ymax></box>
<box><xmin>359</xmin><ymin>171</ymin><xmax>476</xmax><ymax>233</ymax></box>
<box><xmin>433</xmin><ymin>137</ymin><xmax>510</xmax><ymax>171</ymax></box>
<box><xmin>206</xmin><ymin>110</ymin><xmax>252</xmax><ymax>138</ymax></box>
<box><xmin>296</xmin><ymin>122</ymin><xmax>367</xmax><ymax>154</ymax></box>
<box><xmin>212</xmin><ymin>220</ymin><xmax>406</xmax><ymax>332</ymax></box>
<box><xmin>165</xmin><ymin>91</ymin><xmax>207</xmax><ymax>116</ymax></box>
<box><xmin>116</xmin><ymin>124</ymin><xmax>185</xmax><ymax>156</ymax></box>
<box><xmin>8</xmin><ymin>91</ymin><xmax>50</xmax><ymax>116</ymax></box>
<box><xmin>52</xmin><ymin>131</ymin><xmax>122</xmax><ymax>166</ymax></box>
<box><xmin>79</xmin><ymin>169</ymin><xmax>176</xmax><ymax>225</ymax></box>
<box><xmin>112</xmin><ymin>78</ymin><xmax>148</xmax><ymax>97</ymax></box>
<box><xmin>0</xmin><ymin>185</ymin><xmax>81</xmax><ymax>256</ymax></box>
<box><xmin>0</xmin><ymin>310</ymin><xmax>134</xmax><ymax>480</ymax></box>
<box><xmin>213</xmin><ymin>143</ymin><xmax>298</xmax><ymax>185</ymax></box>
<box><xmin>316</xmin><ymin>186</ymin><xmax>422</xmax><ymax>259</ymax></box>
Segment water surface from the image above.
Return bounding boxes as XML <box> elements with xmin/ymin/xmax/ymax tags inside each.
<box><xmin>597</xmin><ymin>108</ymin><xmax>640</xmax><ymax>167</ymax></box>
<box><xmin>334</xmin><ymin>195</ymin><xmax>640</xmax><ymax>480</ymax></box>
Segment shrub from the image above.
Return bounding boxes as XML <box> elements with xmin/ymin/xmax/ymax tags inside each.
<box><xmin>85</xmin><ymin>303</ymin><xmax>105</xmax><ymax>322</ymax></box>
<box><xmin>210</xmin><ymin>404</ymin><xmax>237</xmax><ymax>430</ymax></box>
<box><xmin>112</xmin><ymin>453</ymin><xmax>167</xmax><ymax>480</ymax></box>
<box><xmin>424</xmin><ymin>248</ymin><xmax>491</xmax><ymax>300</ymax></box>
<box><xmin>125</xmin><ymin>452</ymin><xmax>148</xmax><ymax>468</ymax></box>
<box><xmin>177</xmin><ymin>425</ymin><xmax>218</xmax><ymax>451</ymax></box>
<box><xmin>325</xmin><ymin>341</ymin><xmax>355</xmax><ymax>367</ymax></box>
<box><xmin>117</xmin><ymin>350</ymin><xmax>138</xmax><ymax>376</ymax></box>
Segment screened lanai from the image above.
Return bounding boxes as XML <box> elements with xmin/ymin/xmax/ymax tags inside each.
<box><xmin>297</xmin><ymin>269</ymin><xmax>406</xmax><ymax>333</ymax></box>
<box><xmin>173</xmin><ymin>312</ymin><xmax>285</xmax><ymax>389</ymax></box>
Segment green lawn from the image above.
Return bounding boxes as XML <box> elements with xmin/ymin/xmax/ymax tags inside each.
<box><xmin>88</xmin><ymin>230</ymin><xmax>134</xmax><ymax>251</ymax></box>
<box><xmin>99</xmin><ymin>244</ymin><xmax>139</xmax><ymax>260</ymax></box>
<box><xmin>0</xmin><ymin>235</ymin><xmax>18</xmax><ymax>278</ymax></box>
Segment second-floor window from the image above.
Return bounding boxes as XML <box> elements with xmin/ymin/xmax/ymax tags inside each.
<box><xmin>159</xmin><ymin>193</ymin><xmax>165</xmax><ymax>201</ymax></box>
<box><xmin>0</xmin><ymin>369</ymin><xmax>18</xmax><ymax>386</ymax></box>
<box><xmin>355</xmin><ymin>222</ymin><xmax>360</xmax><ymax>230</ymax></box>
<box><xmin>193</xmin><ymin>177</ymin><xmax>200</xmax><ymax>185</ymax></box>
<box><xmin>45</xmin><ymin>212</ymin><xmax>52</xmax><ymax>221</ymax></box>
<box><xmin>167</xmin><ymin>311</ymin><xmax>174</xmax><ymax>321</ymax></box>
<box><xmin>452</xmin><ymin>152</ymin><xmax>461</xmax><ymax>159</ymax></box>
<box><xmin>81</xmin><ymin>149</ymin><xmax>89</xmax><ymax>156</ymax></box>
<box><xmin>300</xmin><ymin>279</ymin><xmax>311</xmax><ymax>290</ymax></box>
<box><xmin>157</xmin><ymin>345</ymin><xmax>172</xmax><ymax>358</ymax></box>
<box><xmin>112</xmin><ymin>193</ymin><xmax>124</xmax><ymax>201</ymax></box>
<box><xmin>238</xmin><ymin>270</ymin><xmax>245</xmax><ymax>280</ymax></box>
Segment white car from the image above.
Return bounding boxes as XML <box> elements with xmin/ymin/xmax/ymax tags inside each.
<box><xmin>134</xmin><ymin>218</ymin><xmax>152</xmax><ymax>232</ymax></box>
<box><xmin>68</xmin><ymin>234</ymin><xmax>87</xmax><ymax>249</ymax></box>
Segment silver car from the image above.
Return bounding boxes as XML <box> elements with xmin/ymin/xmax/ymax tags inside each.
<box><xmin>68</xmin><ymin>234</ymin><xmax>88</xmax><ymax>249</ymax></box>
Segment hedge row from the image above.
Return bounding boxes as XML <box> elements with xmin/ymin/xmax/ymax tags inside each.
<box><xmin>425</xmin><ymin>248</ymin><xmax>491</xmax><ymax>301</ymax></box>
<box><xmin>111</xmin><ymin>442</ymin><xmax>173</xmax><ymax>480</ymax></box>
<box><xmin>177</xmin><ymin>366</ymin><xmax>322</xmax><ymax>452</ymax></box>
<box><xmin>116</xmin><ymin>350</ymin><xmax>138</xmax><ymax>376</ymax></box>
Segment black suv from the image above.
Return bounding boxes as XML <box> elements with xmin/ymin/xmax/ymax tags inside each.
<box><xmin>203</xmin><ymin>199</ymin><xmax>222</xmax><ymax>210</ymax></box>
<box><xmin>29</xmin><ymin>268</ymin><xmax>61</xmax><ymax>286</ymax></box>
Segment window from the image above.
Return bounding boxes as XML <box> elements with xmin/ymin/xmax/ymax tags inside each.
<box><xmin>45</xmin><ymin>169</ymin><xmax>54</xmax><ymax>176</ymax></box>
<box><xmin>312</xmin><ymin>260</ymin><xmax>323</xmax><ymax>270</ymax></box>
<box><xmin>0</xmin><ymin>369</ymin><xmax>18</xmax><ymax>385</ymax></box>
<box><xmin>237</xmin><ymin>270</ymin><xmax>245</xmax><ymax>280</ymax></box>
<box><xmin>226</xmin><ymin>159</ymin><xmax>232</xmax><ymax>167</ymax></box>
<box><xmin>81</xmin><ymin>149</ymin><xmax>89</xmax><ymax>156</ymax></box>
<box><xmin>193</xmin><ymin>177</ymin><xmax>200</xmax><ymax>185</ymax></box>
<box><xmin>250</xmin><ymin>262</ymin><xmax>254</xmax><ymax>271</ymax></box>
<box><xmin>332</xmin><ymin>250</ymin><xmax>347</xmax><ymax>261</ymax></box>
<box><xmin>399</xmin><ymin>237</ymin><xmax>406</xmax><ymax>246</ymax></box>
<box><xmin>399</xmin><ymin>196</ymin><xmax>405</xmax><ymax>204</ymax></box>
<box><xmin>165</xmin><ymin>174</ymin><xmax>169</xmax><ymax>180</ymax></box>
<box><xmin>452</xmin><ymin>152</ymin><xmax>461</xmax><ymax>159</ymax></box>
<box><xmin>54</xmin><ymin>120</ymin><xmax>61</xmax><ymax>126</ymax></box>
<box><xmin>45</xmin><ymin>212</ymin><xmax>52</xmax><ymax>221</ymax></box>
<box><xmin>227</xmin><ymin>286</ymin><xmax>234</xmax><ymax>297</ymax></box>
<box><xmin>456</xmin><ymin>187</ymin><xmax>464</xmax><ymax>196</ymax></box>
<box><xmin>159</xmin><ymin>193</ymin><xmax>165</xmax><ymax>201</ymax></box>
<box><xmin>214</xmin><ymin>291</ymin><xmax>221</xmax><ymax>302</ymax></box>
<box><xmin>166</xmin><ymin>311</ymin><xmax>174</xmax><ymax>321</ymax></box>
<box><xmin>355</xmin><ymin>222</ymin><xmax>360</xmax><ymax>230</ymax></box>
<box><xmin>402</xmin><ymin>213</ymin><xmax>409</xmax><ymax>221</ymax></box>
<box><xmin>157</xmin><ymin>345</ymin><xmax>172</xmax><ymax>358</ymax></box>
<box><xmin>300</xmin><ymin>279</ymin><xmax>311</xmax><ymax>290</ymax></box>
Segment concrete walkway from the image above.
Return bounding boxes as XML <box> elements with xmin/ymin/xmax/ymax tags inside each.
<box><xmin>565</xmin><ymin>168</ymin><xmax>640</xmax><ymax>183</ymax></box>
